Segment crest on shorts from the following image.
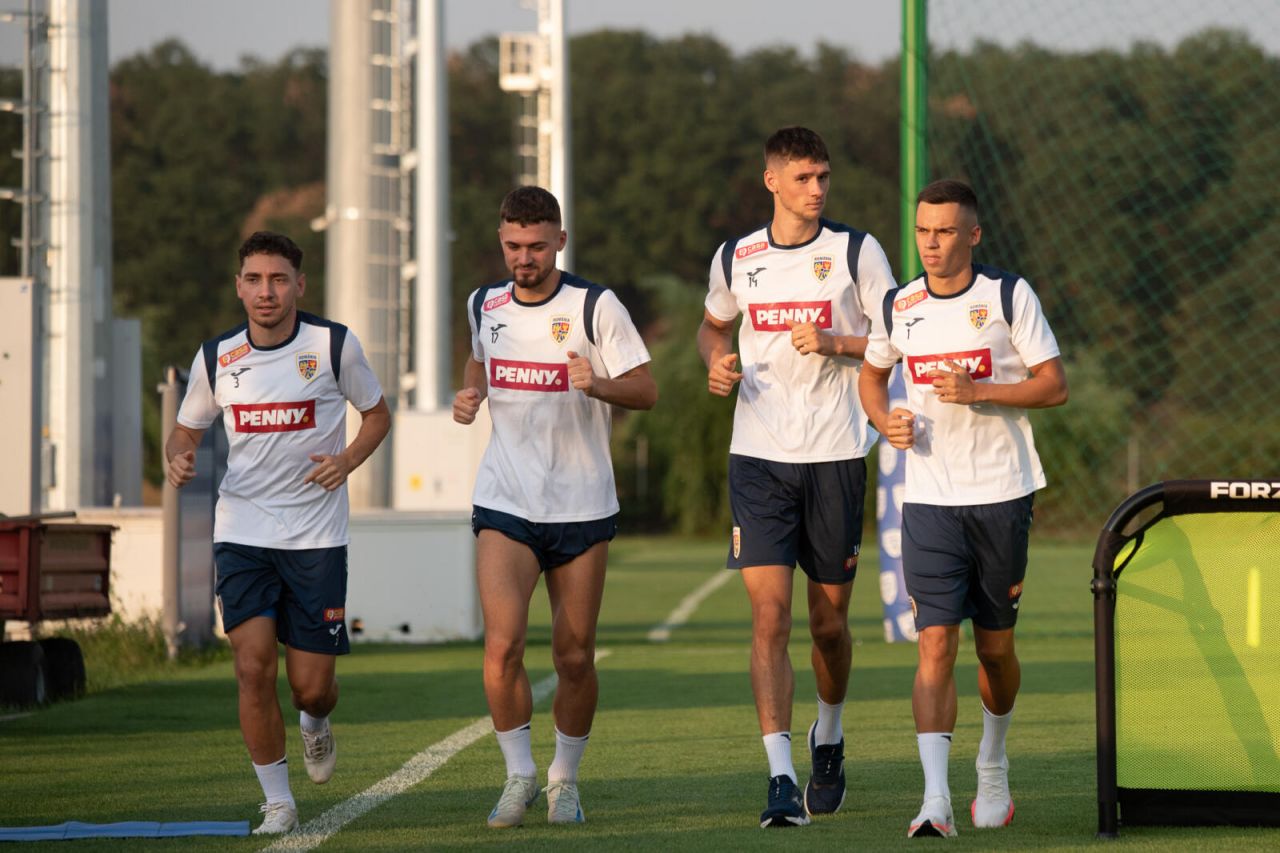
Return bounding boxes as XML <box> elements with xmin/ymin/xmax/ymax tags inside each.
<box><xmin>908</xmin><ymin>595</ymin><xmax>918</xmax><ymax>620</ymax></box>
<box><xmin>969</xmin><ymin>302</ymin><xmax>991</xmax><ymax>330</ymax></box>
<box><xmin>323</xmin><ymin>607</ymin><xmax>345</xmax><ymax>623</ymax></box>
<box><xmin>1009</xmin><ymin>581</ymin><xmax>1023</xmax><ymax>600</ymax></box>
<box><xmin>812</xmin><ymin>255</ymin><xmax>833</xmax><ymax>282</ymax></box>
<box><xmin>296</xmin><ymin>352</ymin><xmax>319</xmax><ymax>382</ymax></box>
<box><xmin>551</xmin><ymin>316</ymin><xmax>572</xmax><ymax>344</ymax></box>
<box><xmin>732</xmin><ymin>526</ymin><xmax>741</xmax><ymax>559</ymax></box>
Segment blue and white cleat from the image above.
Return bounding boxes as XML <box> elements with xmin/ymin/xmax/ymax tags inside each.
<box><xmin>545</xmin><ymin>780</ymin><xmax>585</xmax><ymax>824</ymax></box>
<box><xmin>803</xmin><ymin>720</ymin><xmax>846</xmax><ymax>815</ymax></box>
<box><xmin>487</xmin><ymin>774</ymin><xmax>540</xmax><ymax>828</ymax></box>
<box><xmin>760</xmin><ymin>774</ymin><xmax>810</xmax><ymax>828</ymax></box>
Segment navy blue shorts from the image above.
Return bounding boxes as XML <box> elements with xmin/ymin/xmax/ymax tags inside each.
<box><xmin>471</xmin><ymin>506</ymin><xmax>617</xmax><ymax>572</ymax></box>
<box><xmin>901</xmin><ymin>494</ymin><xmax>1035</xmax><ymax>631</ymax></box>
<box><xmin>726</xmin><ymin>454</ymin><xmax>866</xmax><ymax>585</ymax></box>
<box><xmin>213</xmin><ymin>542</ymin><xmax>350</xmax><ymax>655</ymax></box>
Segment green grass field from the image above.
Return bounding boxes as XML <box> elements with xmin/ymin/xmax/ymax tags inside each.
<box><xmin>2</xmin><ymin>537</ymin><xmax>1276</xmax><ymax>850</ymax></box>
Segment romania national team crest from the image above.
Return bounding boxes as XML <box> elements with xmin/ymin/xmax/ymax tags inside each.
<box><xmin>969</xmin><ymin>302</ymin><xmax>991</xmax><ymax>330</ymax></box>
<box><xmin>732</xmin><ymin>526</ymin><xmax>741</xmax><ymax>559</ymax></box>
<box><xmin>812</xmin><ymin>255</ymin><xmax>833</xmax><ymax>282</ymax></box>
<box><xmin>551</xmin><ymin>316</ymin><xmax>572</xmax><ymax>344</ymax></box>
<box><xmin>296</xmin><ymin>352</ymin><xmax>319</xmax><ymax>382</ymax></box>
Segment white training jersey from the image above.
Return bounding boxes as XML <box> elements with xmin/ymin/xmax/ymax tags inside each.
<box><xmin>177</xmin><ymin>312</ymin><xmax>384</xmax><ymax>548</ymax></box>
<box><xmin>468</xmin><ymin>273</ymin><xmax>651</xmax><ymax>522</ymax></box>
<box><xmin>705</xmin><ymin>219</ymin><xmax>897</xmax><ymax>463</ymax></box>
<box><xmin>864</xmin><ymin>264</ymin><xmax>1061</xmax><ymax>506</ymax></box>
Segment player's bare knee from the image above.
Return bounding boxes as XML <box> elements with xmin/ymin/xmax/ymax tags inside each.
<box><xmin>808</xmin><ymin>612</ymin><xmax>850</xmax><ymax>650</ymax></box>
<box><xmin>552</xmin><ymin>646</ymin><xmax>595</xmax><ymax>683</ymax></box>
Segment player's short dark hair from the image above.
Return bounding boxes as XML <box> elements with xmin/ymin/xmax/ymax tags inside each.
<box><xmin>764</xmin><ymin>126</ymin><xmax>830</xmax><ymax>166</ymax></box>
<box><xmin>917</xmin><ymin>179</ymin><xmax>979</xmax><ymax>215</ymax></box>
<box><xmin>238</xmin><ymin>231</ymin><xmax>303</xmax><ymax>272</ymax></box>
<box><xmin>499</xmin><ymin>186</ymin><xmax>562</xmax><ymax>227</ymax></box>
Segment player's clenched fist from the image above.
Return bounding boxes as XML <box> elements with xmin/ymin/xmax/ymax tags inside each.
<box><xmin>567</xmin><ymin>350</ymin><xmax>597</xmax><ymax>397</ymax></box>
<box><xmin>708</xmin><ymin>352</ymin><xmax>743</xmax><ymax>397</ymax></box>
<box><xmin>884</xmin><ymin>407</ymin><xmax>916</xmax><ymax>451</ymax></box>
<box><xmin>166</xmin><ymin>449</ymin><xmax>196</xmax><ymax>489</ymax></box>
<box><xmin>789</xmin><ymin>321</ymin><xmax>830</xmax><ymax>356</ymax></box>
<box><xmin>453</xmin><ymin>387</ymin><xmax>483</xmax><ymax>425</ymax></box>
<box><xmin>928</xmin><ymin>359</ymin><xmax>977</xmax><ymax>405</ymax></box>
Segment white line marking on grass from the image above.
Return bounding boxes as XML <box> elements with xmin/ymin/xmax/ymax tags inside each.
<box><xmin>647</xmin><ymin>569</ymin><xmax>734</xmax><ymax>642</ymax></box>
<box><xmin>261</xmin><ymin>650</ymin><xmax>611</xmax><ymax>852</ymax></box>
<box><xmin>0</xmin><ymin>712</ymin><xmax>32</xmax><ymax>723</ymax></box>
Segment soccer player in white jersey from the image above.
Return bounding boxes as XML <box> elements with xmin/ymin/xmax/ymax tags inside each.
<box><xmin>454</xmin><ymin>187</ymin><xmax>657</xmax><ymax>828</ymax></box>
<box><xmin>164</xmin><ymin>232</ymin><xmax>390</xmax><ymax>835</ymax></box>
<box><xmin>699</xmin><ymin>127</ymin><xmax>898</xmax><ymax>828</ymax></box>
<box><xmin>859</xmin><ymin>180</ymin><xmax>1068</xmax><ymax>838</ymax></box>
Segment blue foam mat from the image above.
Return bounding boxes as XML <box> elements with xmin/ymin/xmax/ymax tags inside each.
<box><xmin>0</xmin><ymin>820</ymin><xmax>250</xmax><ymax>841</ymax></box>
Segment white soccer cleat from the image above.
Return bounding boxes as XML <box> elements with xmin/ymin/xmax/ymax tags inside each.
<box><xmin>487</xmin><ymin>774</ymin><xmax>540</xmax><ymax>828</ymax></box>
<box><xmin>301</xmin><ymin>717</ymin><xmax>337</xmax><ymax>784</ymax></box>
<box><xmin>971</xmin><ymin>757</ymin><xmax>1015</xmax><ymax>828</ymax></box>
<box><xmin>908</xmin><ymin>796</ymin><xmax>957</xmax><ymax>838</ymax></box>
<box><xmin>252</xmin><ymin>801</ymin><xmax>298</xmax><ymax>835</ymax></box>
<box><xmin>545</xmin><ymin>780</ymin><xmax>585</xmax><ymax>824</ymax></box>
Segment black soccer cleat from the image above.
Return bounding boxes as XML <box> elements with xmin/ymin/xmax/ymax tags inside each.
<box><xmin>760</xmin><ymin>774</ymin><xmax>811</xmax><ymax>828</ymax></box>
<box><xmin>803</xmin><ymin>721</ymin><xmax>846</xmax><ymax>815</ymax></box>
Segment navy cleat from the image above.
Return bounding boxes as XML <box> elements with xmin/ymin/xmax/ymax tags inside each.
<box><xmin>803</xmin><ymin>721</ymin><xmax>846</xmax><ymax>815</ymax></box>
<box><xmin>760</xmin><ymin>774</ymin><xmax>810</xmax><ymax>828</ymax></box>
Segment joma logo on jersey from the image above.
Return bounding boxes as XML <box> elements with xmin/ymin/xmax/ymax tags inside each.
<box><xmin>231</xmin><ymin>400</ymin><xmax>317</xmax><ymax>432</ymax></box>
<box><xmin>1210</xmin><ymin>481</ymin><xmax>1280</xmax><ymax>499</ymax></box>
<box><xmin>735</xmin><ymin>241</ymin><xmax>767</xmax><ymax>259</ymax></box>
<box><xmin>895</xmin><ymin>290</ymin><xmax>928</xmax><ymax>312</ymax></box>
<box><xmin>219</xmin><ymin>342</ymin><xmax>251</xmax><ymax>367</ymax></box>
<box><xmin>490</xmin><ymin>358</ymin><xmax>569</xmax><ymax>392</ymax></box>
<box><xmin>483</xmin><ymin>291</ymin><xmax>512</xmax><ymax>312</ymax></box>
<box><xmin>749</xmin><ymin>301</ymin><xmax>833</xmax><ymax>331</ymax></box>
<box><xmin>906</xmin><ymin>349</ymin><xmax>993</xmax><ymax>384</ymax></box>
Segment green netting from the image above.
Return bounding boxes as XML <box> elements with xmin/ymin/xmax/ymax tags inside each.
<box><xmin>1114</xmin><ymin>512</ymin><xmax>1280</xmax><ymax>791</ymax></box>
<box><xmin>926</xmin><ymin>2</ymin><xmax>1280</xmax><ymax>536</ymax></box>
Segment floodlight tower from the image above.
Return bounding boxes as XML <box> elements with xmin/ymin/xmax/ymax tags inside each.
<box><xmin>498</xmin><ymin>0</ymin><xmax>572</xmax><ymax>269</ymax></box>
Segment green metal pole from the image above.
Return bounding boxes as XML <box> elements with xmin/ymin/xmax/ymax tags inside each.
<box><xmin>901</xmin><ymin>0</ymin><xmax>928</xmax><ymax>279</ymax></box>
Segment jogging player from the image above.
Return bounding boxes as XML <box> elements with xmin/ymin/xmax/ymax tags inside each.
<box><xmin>859</xmin><ymin>179</ymin><xmax>1068</xmax><ymax>837</ymax></box>
<box><xmin>699</xmin><ymin>126</ymin><xmax>898</xmax><ymax>827</ymax></box>
<box><xmin>165</xmin><ymin>231</ymin><xmax>390</xmax><ymax>835</ymax></box>
<box><xmin>454</xmin><ymin>186</ymin><xmax>657</xmax><ymax>828</ymax></box>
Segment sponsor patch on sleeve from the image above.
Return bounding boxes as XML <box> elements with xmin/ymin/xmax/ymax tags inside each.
<box><xmin>219</xmin><ymin>342</ymin><xmax>251</xmax><ymax>367</ymax></box>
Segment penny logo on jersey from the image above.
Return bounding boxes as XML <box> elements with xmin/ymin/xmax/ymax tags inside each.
<box><xmin>296</xmin><ymin>352</ymin><xmax>319</xmax><ymax>382</ymax></box>
<box><xmin>749</xmin><ymin>301</ymin><xmax>832</xmax><ymax>331</ymax></box>
<box><xmin>490</xmin><ymin>358</ymin><xmax>569</xmax><ymax>392</ymax></box>
<box><xmin>906</xmin><ymin>348</ymin><xmax>993</xmax><ymax>383</ymax></box>
<box><xmin>231</xmin><ymin>400</ymin><xmax>317</xmax><ymax>432</ymax></box>
<box><xmin>550</xmin><ymin>316</ymin><xmax>572</xmax><ymax>344</ymax></box>
<box><xmin>218</xmin><ymin>342</ymin><xmax>251</xmax><ymax>368</ymax></box>
<box><xmin>812</xmin><ymin>255</ymin><xmax>833</xmax><ymax>282</ymax></box>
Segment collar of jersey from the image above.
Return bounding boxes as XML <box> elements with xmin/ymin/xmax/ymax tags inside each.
<box><xmin>247</xmin><ymin>312</ymin><xmax>303</xmax><ymax>351</ymax></box>
<box><xmin>766</xmin><ymin>219</ymin><xmax>826</xmax><ymax>250</ymax></box>
<box><xmin>509</xmin><ymin>272</ymin><xmax>570</xmax><ymax>307</ymax></box>
<box><xmin>922</xmin><ymin>264</ymin><xmax>980</xmax><ymax>300</ymax></box>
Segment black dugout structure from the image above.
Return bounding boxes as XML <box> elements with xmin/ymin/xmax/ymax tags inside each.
<box><xmin>1093</xmin><ymin>479</ymin><xmax>1280</xmax><ymax>837</ymax></box>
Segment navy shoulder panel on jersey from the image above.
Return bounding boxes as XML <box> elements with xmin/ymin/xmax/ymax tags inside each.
<box><xmin>200</xmin><ymin>323</ymin><xmax>248</xmax><ymax>394</ymax></box>
<box><xmin>471</xmin><ymin>281</ymin><xmax>509</xmax><ymax>338</ymax></box>
<box><xmin>561</xmin><ymin>273</ymin><xmax>608</xmax><ymax>346</ymax></box>
<box><xmin>720</xmin><ymin>237</ymin><xmax>741</xmax><ymax>291</ymax></box>
<box><xmin>298</xmin><ymin>312</ymin><xmax>349</xmax><ymax>383</ymax></box>
<box><xmin>974</xmin><ymin>264</ymin><xmax>1021</xmax><ymax>327</ymax></box>
<box><xmin>881</xmin><ymin>289</ymin><xmax>897</xmax><ymax>338</ymax></box>
<box><xmin>819</xmin><ymin>219</ymin><xmax>868</xmax><ymax>286</ymax></box>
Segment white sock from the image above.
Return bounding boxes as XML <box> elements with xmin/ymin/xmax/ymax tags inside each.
<box><xmin>814</xmin><ymin>696</ymin><xmax>844</xmax><ymax>746</ymax></box>
<box><xmin>978</xmin><ymin>703</ymin><xmax>1013</xmax><ymax>768</ymax></box>
<box><xmin>495</xmin><ymin>722</ymin><xmax>537</xmax><ymax>779</ymax></box>
<box><xmin>763</xmin><ymin>731</ymin><xmax>797</xmax><ymax>784</ymax></box>
<box><xmin>547</xmin><ymin>728</ymin><xmax>590</xmax><ymax>784</ymax></box>
<box><xmin>917</xmin><ymin>732</ymin><xmax>952</xmax><ymax>802</ymax></box>
<box><xmin>253</xmin><ymin>757</ymin><xmax>295</xmax><ymax>807</ymax></box>
<box><xmin>300</xmin><ymin>710</ymin><xmax>327</xmax><ymax>734</ymax></box>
